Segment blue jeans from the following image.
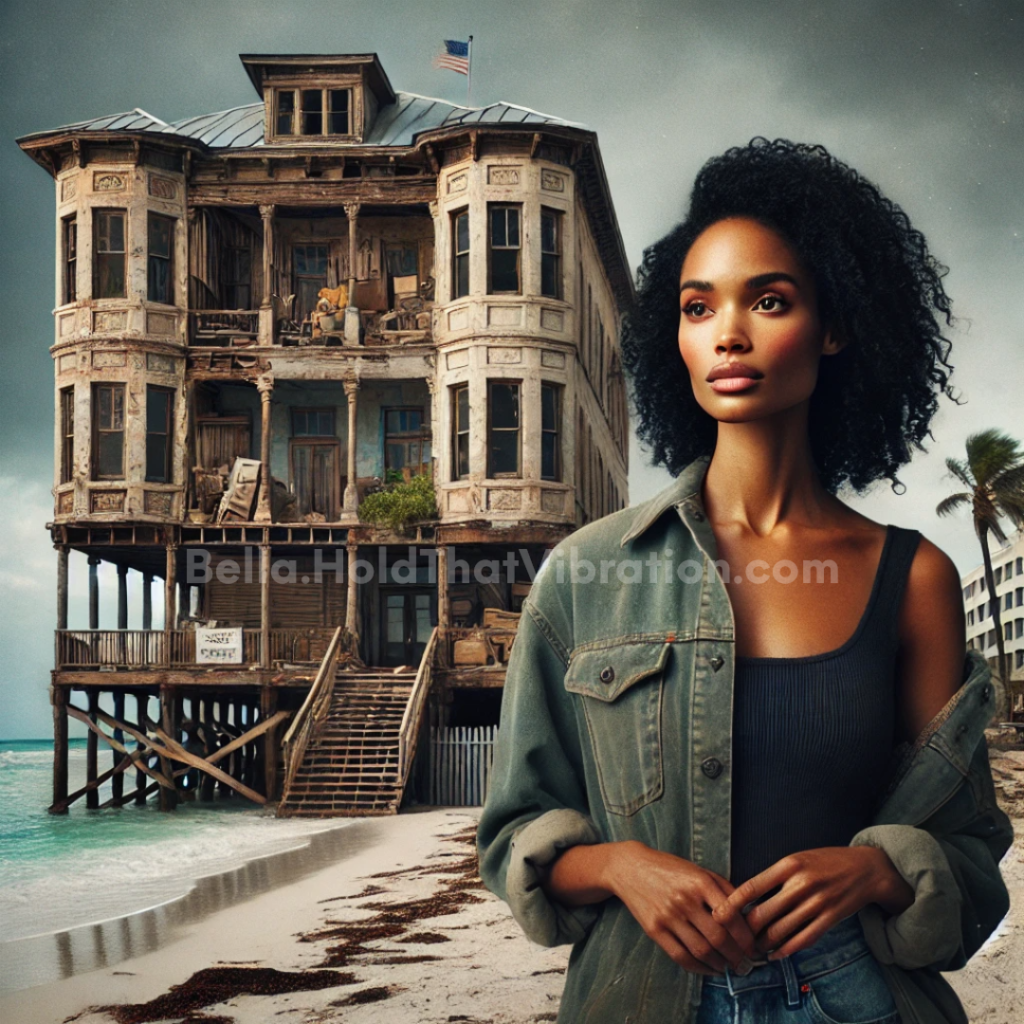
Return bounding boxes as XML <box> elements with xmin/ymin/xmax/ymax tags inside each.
<box><xmin>696</xmin><ymin>917</ymin><xmax>901</xmax><ymax>1024</ymax></box>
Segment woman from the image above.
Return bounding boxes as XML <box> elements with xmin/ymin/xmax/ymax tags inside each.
<box><xmin>477</xmin><ymin>139</ymin><xmax>1012</xmax><ymax>1024</ymax></box>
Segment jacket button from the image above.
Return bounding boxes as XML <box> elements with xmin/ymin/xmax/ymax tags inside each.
<box><xmin>710</xmin><ymin>656</ymin><xmax>724</xmax><ymax>672</ymax></box>
<box><xmin>701</xmin><ymin>757</ymin><xmax>723</xmax><ymax>779</ymax></box>
<box><xmin>600</xmin><ymin>666</ymin><xmax>615</xmax><ymax>684</ymax></box>
<box><xmin>981</xmin><ymin>685</ymin><xmax>991</xmax><ymax>703</ymax></box>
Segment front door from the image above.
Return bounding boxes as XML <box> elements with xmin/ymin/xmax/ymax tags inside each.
<box><xmin>380</xmin><ymin>588</ymin><xmax>435</xmax><ymax>667</ymax></box>
<box><xmin>291</xmin><ymin>440</ymin><xmax>339</xmax><ymax>520</ymax></box>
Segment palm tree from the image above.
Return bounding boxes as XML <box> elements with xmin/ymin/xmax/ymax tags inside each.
<box><xmin>937</xmin><ymin>429</ymin><xmax>1024</xmax><ymax>718</ymax></box>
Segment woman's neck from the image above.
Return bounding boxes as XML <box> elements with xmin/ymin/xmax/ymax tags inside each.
<box><xmin>703</xmin><ymin>413</ymin><xmax>838</xmax><ymax>537</ymax></box>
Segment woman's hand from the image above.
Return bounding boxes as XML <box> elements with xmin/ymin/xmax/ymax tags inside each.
<box><xmin>712</xmin><ymin>846</ymin><xmax>915</xmax><ymax>960</ymax></box>
<box><xmin>545</xmin><ymin>841</ymin><xmax>758</xmax><ymax>975</ymax></box>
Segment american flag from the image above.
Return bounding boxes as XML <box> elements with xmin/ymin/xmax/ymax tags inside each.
<box><xmin>434</xmin><ymin>39</ymin><xmax>470</xmax><ymax>76</ymax></box>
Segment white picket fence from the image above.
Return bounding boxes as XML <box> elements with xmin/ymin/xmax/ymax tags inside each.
<box><xmin>429</xmin><ymin>725</ymin><xmax>497</xmax><ymax>806</ymax></box>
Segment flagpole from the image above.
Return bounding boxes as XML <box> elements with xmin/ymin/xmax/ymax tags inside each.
<box><xmin>467</xmin><ymin>35</ymin><xmax>473</xmax><ymax>106</ymax></box>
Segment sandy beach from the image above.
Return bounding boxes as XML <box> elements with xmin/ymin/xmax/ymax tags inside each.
<box><xmin>2</xmin><ymin>750</ymin><xmax>1021</xmax><ymax>1024</ymax></box>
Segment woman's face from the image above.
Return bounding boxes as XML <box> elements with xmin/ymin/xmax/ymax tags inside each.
<box><xmin>677</xmin><ymin>217</ymin><xmax>842</xmax><ymax>423</ymax></box>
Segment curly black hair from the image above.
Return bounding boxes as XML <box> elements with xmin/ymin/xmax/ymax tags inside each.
<box><xmin>620</xmin><ymin>137</ymin><xmax>957</xmax><ymax>494</ymax></box>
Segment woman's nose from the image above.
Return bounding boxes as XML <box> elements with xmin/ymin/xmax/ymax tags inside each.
<box><xmin>714</xmin><ymin>311</ymin><xmax>752</xmax><ymax>354</ymax></box>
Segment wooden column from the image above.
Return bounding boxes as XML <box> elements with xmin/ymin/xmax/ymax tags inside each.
<box><xmin>260</xmin><ymin>686</ymin><xmax>278</xmax><ymax>801</ymax></box>
<box><xmin>88</xmin><ymin>556</ymin><xmax>100</xmax><ymax>629</ymax></box>
<box><xmin>111</xmin><ymin>691</ymin><xmax>125</xmax><ymax>804</ymax></box>
<box><xmin>260</xmin><ymin>543</ymin><xmax>271</xmax><ymax>669</ymax></box>
<box><xmin>51</xmin><ymin>686</ymin><xmax>69</xmax><ymax>814</ymax></box>
<box><xmin>343</xmin><ymin>376</ymin><xmax>360</xmax><ymax>511</ymax></box>
<box><xmin>259</xmin><ymin>203</ymin><xmax>275</xmax><ymax>346</ymax></box>
<box><xmin>343</xmin><ymin>203</ymin><xmax>361</xmax><ymax>345</ymax></box>
<box><xmin>255</xmin><ymin>374</ymin><xmax>274</xmax><ymax>523</ymax></box>
<box><xmin>159</xmin><ymin>685</ymin><xmax>178</xmax><ymax>811</ymax></box>
<box><xmin>86</xmin><ymin>690</ymin><xmax>99</xmax><ymax>810</ymax></box>
<box><xmin>56</xmin><ymin>546</ymin><xmax>69</xmax><ymax>631</ymax></box>
<box><xmin>117</xmin><ymin>564</ymin><xmax>129</xmax><ymax>629</ymax></box>
<box><xmin>178</xmin><ymin>580</ymin><xmax>190</xmax><ymax>623</ymax></box>
<box><xmin>164</xmin><ymin>544</ymin><xmax>177</xmax><ymax>663</ymax></box>
<box><xmin>437</xmin><ymin>544</ymin><xmax>450</xmax><ymax>633</ymax></box>
<box><xmin>142</xmin><ymin>571</ymin><xmax>153</xmax><ymax>630</ymax></box>
<box><xmin>346</xmin><ymin>543</ymin><xmax>359</xmax><ymax>637</ymax></box>
<box><xmin>200</xmin><ymin>696</ymin><xmax>215</xmax><ymax>802</ymax></box>
<box><xmin>135</xmin><ymin>694</ymin><xmax>148</xmax><ymax>805</ymax></box>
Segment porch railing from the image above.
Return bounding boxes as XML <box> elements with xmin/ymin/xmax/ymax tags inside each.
<box><xmin>189</xmin><ymin>310</ymin><xmax>259</xmax><ymax>345</ymax></box>
<box><xmin>55</xmin><ymin>628</ymin><xmax>338</xmax><ymax>670</ymax></box>
<box><xmin>280</xmin><ymin>626</ymin><xmax>344</xmax><ymax>800</ymax></box>
<box><xmin>398</xmin><ymin>626</ymin><xmax>438</xmax><ymax>787</ymax></box>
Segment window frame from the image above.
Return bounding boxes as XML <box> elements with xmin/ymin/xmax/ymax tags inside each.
<box><xmin>272</xmin><ymin>86</ymin><xmax>355</xmax><ymax>140</ymax></box>
<box><xmin>291</xmin><ymin>407</ymin><xmax>336</xmax><ymax>438</ymax></box>
<box><xmin>93</xmin><ymin>209</ymin><xmax>127</xmax><ymax>300</ymax></box>
<box><xmin>383</xmin><ymin>406</ymin><xmax>431</xmax><ymax>479</ymax></box>
<box><xmin>92</xmin><ymin>382</ymin><xmax>126</xmax><ymax>480</ymax></box>
<box><xmin>487</xmin><ymin>379</ymin><xmax>522</xmax><ymax>479</ymax></box>
<box><xmin>451</xmin><ymin>208</ymin><xmax>470</xmax><ymax>300</ymax></box>
<box><xmin>147</xmin><ymin>212</ymin><xmax>175</xmax><ymax>305</ymax></box>
<box><xmin>60</xmin><ymin>386</ymin><xmax>75</xmax><ymax>484</ymax></box>
<box><xmin>487</xmin><ymin>204</ymin><xmax>522</xmax><ymax>295</ymax></box>
<box><xmin>62</xmin><ymin>215</ymin><xmax>77</xmax><ymax>304</ymax></box>
<box><xmin>540</xmin><ymin>381</ymin><xmax>563</xmax><ymax>482</ymax></box>
<box><xmin>145</xmin><ymin>385</ymin><xmax>175</xmax><ymax>483</ymax></box>
<box><xmin>451</xmin><ymin>384</ymin><xmax>470</xmax><ymax>481</ymax></box>
<box><xmin>540</xmin><ymin>207</ymin><xmax>563</xmax><ymax>300</ymax></box>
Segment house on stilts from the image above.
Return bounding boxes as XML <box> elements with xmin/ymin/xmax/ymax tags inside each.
<box><xmin>17</xmin><ymin>53</ymin><xmax>630</xmax><ymax>817</ymax></box>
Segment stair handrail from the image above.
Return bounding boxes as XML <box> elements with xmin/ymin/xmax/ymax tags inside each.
<box><xmin>398</xmin><ymin>626</ymin><xmax>438</xmax><ymax>786</ymax></box>
<box><xmin>281</xmin><ymin>625</ymin><xmax>344</xmax><ymax>801</ymax></box>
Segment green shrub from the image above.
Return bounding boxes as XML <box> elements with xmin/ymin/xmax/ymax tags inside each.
<box><xmin>357</xmin><ymin>473</ymin><xmax>438</xmax><ymax>533</ymax></box>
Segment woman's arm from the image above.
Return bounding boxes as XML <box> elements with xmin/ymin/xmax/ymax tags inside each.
<box><xmin>713</xmin><ymin>537</ymin><xmax>966</xmax><ymax>959</ymax></box>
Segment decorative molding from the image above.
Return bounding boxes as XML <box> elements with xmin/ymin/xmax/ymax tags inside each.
<box><xmin>487</xmin><ymin>166</ymin><xmax>521</xmax><ymax>186</ymax></box>
<box><xmin>146</xmin><ymin>311</ymin><xmax>177</xmax><ymax>335</ymax></box>
<box><xmin>57</xmin><ymin>490</ymin><xmax>75</xmax><ymax>515</ymax></box>
<box><xmin>58</xmin><ymin>352</ymin><xmax>77</xmax><ymax>373</ymax></box>
<box><xmin>146</xmin><ymin>352</ymin><xmax>176</xmax><ymax>374</ymax></box>
<box><xmin>61</xmin><ymin>177</ymin><xmax>78</xmax><ymax>202</ymax></box>
<box><xmin>91</xmin><ymin>490</ymin><xmax>126</xmax><ymax>513</ymax></box>
<box><xmin>447</xmin><ymin>307</ymin><xmax>470</xmax><ymax>331</ymax></box>
<box><xmin>148</xmin><ymin>174</ymin><xmax>178</xmax><ymax>200</ymax></box>
<box><xmin>487</xmin><ymin>488</ymin><xmax>523</xmax><ymax>510</ymax></box>
<box><xmin>487</xmin><ymin>304</ymin><xmax>524</xmax><ymax>327</ymax></box>
<box><xmin>58</xmin><ymin>313</ymin><xmax>77</xmax><ymax>338</ymax></box>
<box><xmin>540</xmin><ymin>308</ymin><xmax>565</xmax><ymax>332</ymax></box>
<box><xmin>541</xmin><ymin>349</ymin><xmax>567</xmax><ymax>369</ymax></box>
<box><xmin>446</xmin><ymin>349</ymin><xmax>469</xmax><ymax>369</ymax></box>
<box><xmin>144</xmin><ymin>490</ymin><xmax>174</xmax><ymax>516</ymax></box>
<box><xmin>93</xmin><ymin>172</ymin><xmax>126</xmax><ymax>192</ymax></box>
<box><xmin>92</xmin><ymin>350</ymin><xmax>127</xmax><ymax>368</ymax></box>
<box><xmin>446</xmin><ymin>173</ymin><xmax>468</xmax><ymax>194</ymax></box>
<box><xmin>487</xmin><ymin>346</ymin><xmax>522</xmax><ymax>365</ymax></box>
<box><xmin>93</xmin><ymin>310</ymin><xmax>127</xmax><ymax>333</ymax></box>
<box><xmin>541</xmin><ymin>169</ymin><xmax>567</xmax><ymax>193</ymax></box>
<box><xmin>541</xmin><ymin>489</ymin><xmax>566</xmax><ymax>514</ymax></box>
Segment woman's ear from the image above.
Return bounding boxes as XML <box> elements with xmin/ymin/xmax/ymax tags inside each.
<box><xmin>822</xmin><ymin>327</ymin><xmax>847</xmax><ymax>356</ymax></box>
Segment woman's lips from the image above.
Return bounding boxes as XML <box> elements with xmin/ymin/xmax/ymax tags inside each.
<box><xmin>709</xmin><ymin>375</ymin><xmax>762</xmax><ymax>393</ymax></box>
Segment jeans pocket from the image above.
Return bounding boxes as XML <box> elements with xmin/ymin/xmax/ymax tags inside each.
<box><xmin>805</xmin><ymin>952</ymin><xmax>901</xmax><ymax>1024</ymax></box>
<box><xmin>565</xmin><ymin>642</ymin><xmax>669</xmax><ymax>816</ymax></box>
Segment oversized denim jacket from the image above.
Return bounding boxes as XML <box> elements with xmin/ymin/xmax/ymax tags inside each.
<box><xmin>477</xmin><ymin>455</ymin><xmax>1013</xmax><ymax>1024</ymax></box>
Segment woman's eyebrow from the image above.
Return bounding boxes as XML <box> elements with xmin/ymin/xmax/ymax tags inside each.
<box><xmin>746</xmin><ymin>272</ymin><xmax>799</xmax><ymax>289</ymax></box>
<box><xmin>679</xmin><ymin>279</ymin><xmax>712</xmax><ymax>293</ymax></box>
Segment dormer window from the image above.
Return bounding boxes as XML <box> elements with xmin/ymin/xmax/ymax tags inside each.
<box><xmin>274</xmin><ymin>87</ymin><xmax>353</xmax><ymax>138</ymax></box>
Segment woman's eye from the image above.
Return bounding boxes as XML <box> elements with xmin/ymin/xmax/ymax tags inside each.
<box><xmin>683</xmin><ymin>300</ymin><xmax>709</xmax><ymax>317</ymax></box>
<box><xmin>754</xmin><ymin>294</ymin><xmax>787</xmax><ymax>312</ymax></box>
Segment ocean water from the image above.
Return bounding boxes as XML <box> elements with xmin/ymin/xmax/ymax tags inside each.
<box><xmin>0</xmin><ymin>739</ymin><xmax>355</xmax><ymax>990</ymax></box>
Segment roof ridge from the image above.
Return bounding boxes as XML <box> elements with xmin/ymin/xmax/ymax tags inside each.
<box><xmin>395</xmin><ymin>89</ymin><xmax>471</xmax><ymax>111</ymax></box>
<box><xmin>132</xmin><ymin>107</ymin><xmax>167</xmax><ymax>126</ymax></box>
<box><xmin>491</xmin><ymin>99</ymin><xmax>586</xmax><ymax>127</ymax></box>
<box><xmin>167</xmin><ymin>101</ymin><xmax>262</xmax><ymax>127</ymax></box>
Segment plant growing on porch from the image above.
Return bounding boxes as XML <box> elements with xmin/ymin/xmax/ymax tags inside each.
<box><xmin>357</xmin><ymin>472</ymin><xmax>438</xmax><ymax>533</ymax></box>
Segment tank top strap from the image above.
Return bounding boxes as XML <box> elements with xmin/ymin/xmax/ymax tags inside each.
<box><xmin>862</xmin><ymin>525</ymin><xmax>922</xmax><ymax>650</ymax></box>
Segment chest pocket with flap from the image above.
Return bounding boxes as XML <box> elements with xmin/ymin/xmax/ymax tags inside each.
<box><xmin>564</xmin><ymin>641</ymin><xmax>671</xmax><ymax>816</ymax></box>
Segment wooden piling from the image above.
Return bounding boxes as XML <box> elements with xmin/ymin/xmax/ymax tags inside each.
<box><xmin>56</xmin><ymin>546</ymin><xmax>69</xmax><ymax>631</ymax></box>
<box><xmin>111</xmin><ymin>690</ymin><xmax>125</xmax><ymax>804</ymax></box>
<box><xmin>142</xmin><ymin>571</ymin><xmax>153</xmax><ymax>630</ymax></box>
<box><xmin>135</xmin><ymin>693</ymin><xmax>148</xmax><ymax>805</ymax></box>
<box><xmin>88</xmin><ymin>556</ymin><xmax>100</xmax><ymax>629</ymax></box>
<box><xmin>86</xmin><ymin>690</ymin><xmax>99</xmax><ymax>810</ymax></box>
<box><xmin>158</xmin><ymin>685</ymin><xmax>178</xmax><ymax>811</ymax></box>
<box><xmin>51</xmin><ymin>685</ymin><xmax>69</xmax><ymax>814</ymax></box>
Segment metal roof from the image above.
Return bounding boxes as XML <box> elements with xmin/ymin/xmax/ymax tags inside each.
<box><xmin>21</xmin><ymin>94</ymin><xmax>586</xmax><ymax>150</ymax></box>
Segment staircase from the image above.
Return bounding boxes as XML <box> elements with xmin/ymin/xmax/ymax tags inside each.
<box><xmin>279</xmin><ymin>668</ymin><xmax>416</xmax><ymax>816</ymax></box>
<box><xmin>277</xmin><ymin>626</ymin><xmax>438</xmax><ymax>818</ymax></box>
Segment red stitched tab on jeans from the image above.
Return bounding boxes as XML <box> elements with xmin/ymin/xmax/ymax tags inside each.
<box><xmin>800</xmin><ymin>984</ymin><xmax>811</xmax><ymax>993</ymax></box>
<box><xmin>665</xmin><ymin>633</ymin><xmax>676</xmax><ymax>643</ymax></box>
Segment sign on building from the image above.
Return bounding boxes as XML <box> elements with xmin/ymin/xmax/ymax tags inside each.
<box><xmin>196</xmin><ymin>627</ymin><xmax>243</xmax><ymax>664</ymax></box>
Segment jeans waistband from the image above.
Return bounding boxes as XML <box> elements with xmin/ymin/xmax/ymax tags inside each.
<box><xmin>704</xmin><ymin>916</ymin><xmax>872</xmax><ymax>995</ymax></box>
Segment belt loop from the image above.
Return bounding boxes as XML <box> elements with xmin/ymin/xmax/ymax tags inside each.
<box><xmin>725</xmin><ymin>967</ymin><xmax>738</xmax><ymax>999</ymax></box>
<box><xmin>780</xmin><ymin>956</ymin><xmax>801</xmax><ymax>1009</ymax></box>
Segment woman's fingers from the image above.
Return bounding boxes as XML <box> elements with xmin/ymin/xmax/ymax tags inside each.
<box><xmin>673</xmin><ymin>920</ymin><xmax>731</xmax><ymax>974</ymax></box>
<box><xmin>699</xmin><ymin>876</ymin><xmax>758</xmax><ymax>959</ymax></box>
<box><xmin>653</xmin><ymin>926</ymin><xmax>720</xmax><ymax>976</ymax></box>
<box><xmin>690</xmin><ymin>905</ymin><xmax>753</xmax><ymax>968</ymax></box>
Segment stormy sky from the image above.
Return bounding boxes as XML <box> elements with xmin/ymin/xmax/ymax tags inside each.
<box><xmin>1</xmin><ymin>0</ymin><xmax>1021</xmax><ymax>737</ymax></box>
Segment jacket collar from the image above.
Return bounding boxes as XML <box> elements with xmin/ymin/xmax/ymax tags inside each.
<box><xmin>619</xmin><ymin>456</ymin><xmax>712</xmax><ymax>549</ymax></box>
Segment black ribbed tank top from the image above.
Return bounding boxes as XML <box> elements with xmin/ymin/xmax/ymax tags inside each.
<box><xmin>729</xmin><ymin>525</ymin><xmax>921</xmax><ymax>885</ymax></box>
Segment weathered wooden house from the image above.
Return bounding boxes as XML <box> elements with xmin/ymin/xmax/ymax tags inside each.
<box><xmin>18</xmin><ymin>53</ymin><xmax>630</xmax><ymax>816</ymax></box>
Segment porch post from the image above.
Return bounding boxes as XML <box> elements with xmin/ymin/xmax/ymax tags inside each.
<box><xmin>345</xmin><ymin>542</ymin><xmax>359</xmax><ymax>638</ymax></box>
<box><xmin>56</xmin><ymin>545</ymin><xmax>69</xmax><ymax>631</ymax></box>
<box><xmin>142</xmin><ymin>571</ymin><xmax>153</xmax><ymax>630</ymax></box>
<box><xmin>437</xmin><ymin>543</ymin><xmax>450</xmax><ymax>633</ymax></box>
<box><xmin>88</xmin><ymin>555</ymin><xmax>100</xmax><ymax>629</ymax></box>
<box><xmin>117</xmin><ymin>564</ymin><xmax>129</xmax><ymax>629</ymax></box>
<box><xmin>51</xmin><ymin>685</ymin><xmax>69</xmax><ymax>814</ymax></box>
<box><xmin>260</xmin><ymin>542</ymin><xmax>271</xmax><ymax>669</ymax></box>
<box><xmin>259</xmin><ymin>203</ymin><xmax>275</xmax><ymax>346</ymax></box>
<box><xmin>343</xmin><ymin>375</ymin><xmax>360</xmax><ymax>512</ymax></box>
<box><xmin>343</xmin><ymin>202</ymin><xmax>361</xmax><ymax>346</ymax></box>
<box><xmin>164</xmin><ymin>543</ymin><xmax>177</xmax><ymax>667</ymax></box>
<box><xmin>255</xmin><ymin>373</ymin><xmax>274</xmax><ymax>523</ymax></box>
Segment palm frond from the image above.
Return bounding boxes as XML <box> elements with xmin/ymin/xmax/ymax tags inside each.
<box><xmin>935</xmin><ymin>493</ymin><xmax>970</xmax><ymax>518</ymax></box>
<box><xmin>965</xmin><ymin>429</ymin><xmax>1023</xmax><ymax>488</ymax></box>
<box><xmin>944</xmin><ymin>456</ymin><xmax>974</xmax><ymax>490</ymax></box>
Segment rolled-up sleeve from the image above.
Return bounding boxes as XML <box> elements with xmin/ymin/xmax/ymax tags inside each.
<box><xmin>477</xmin><ymin>595</ymin><xmax>603</xmax><ymax>947</ymax></box>
<box><xmin>851</xmin><ymin>739</ymin><xmax>1013</xmax><ymax>972</ymax></box>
